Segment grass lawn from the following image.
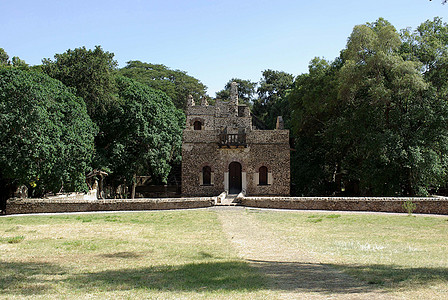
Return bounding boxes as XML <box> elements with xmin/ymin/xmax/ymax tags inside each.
<box><xmin>249</xmin><ymin>209</ymin><xmax>448</xmax><ymax>298</ymax></box>
<box><xmin>0</xmin><ymin>210</ymin><xmax>269</xmax><ymax>299</ymax></box>
<box><xmin>1</xmin><ymin>208</ymin><xmax>447</xmax><ymax>299</ymax></box>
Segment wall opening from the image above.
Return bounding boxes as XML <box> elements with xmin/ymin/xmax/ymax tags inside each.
<box><xmin>259</xmin><ymin>166</ymin><xmax>268</xmax><ymax>185</ymax></box>
<box><xmin>193</xmin><ymin>121</ymin><xmax>202</xmax><ymax>130</ymax></box>
<box><xmin>229</xmin><ymin>162</ymin><xmax>242</xmax><ymax>194</ymax></box>
<box><xmin>202</xmin><ymin>166</ymin><xmax>211</xmax><ymax>185</ymax></box>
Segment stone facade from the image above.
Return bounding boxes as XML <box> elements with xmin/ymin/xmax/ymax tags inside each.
<box><xmin>182</xmin><ymin>82</ymin><xmax>290</xmax><ymax>196</ymax></box>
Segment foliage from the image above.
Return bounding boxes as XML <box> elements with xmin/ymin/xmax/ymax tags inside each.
<box><xmin>0</xmin><ymin>68</ymin><xmax>96</xmax><ymax>195</ymax></box>
<box><xmin>402</xmin><ymin>200</ymin><xmax>417</xmax><ymax>216</ymax></box>
<box><xmin>400</xmin><ymin>17</ymin><xmax>448</xmax><ymax>99</ymax></box>
<box><xmin>117</xmin><ymin>60</ymin><xmax>207</xmax><ymax>110</ymax></box>
<box><xmin>289</xmin><ymin>58</ymin><xmax>341</xmax><ymax>195</ymax></box>
<box><xmin>0</xmin><ymin>48</ymin><xmax>29</xmax><ymax>70</ymax></box>
<box><xmin>96</xmin><ymin>76</ymin><xmax>184</xmax><ymax>185</ymax></box>
<box><xmin>289</xmin><ymin>18</ymin><xmax>448</xmax><ymax>196</ymax></box>
<box><xmin>252</xmin><ymin>69</ymin><xmax>294</xmax><ymax>129</ymax></box>
<box><xmin>0</xmin><ymin>48</ymin><xmax>9</xmax><ymax>65</ymax></box>
<box><xmin>42</xmin><ymin>46</ymin><xmax>118</xmax><ymax>121</ymax></box>
<box><xmin>216</xmin><ymin>78</ymin><xmax>257</xmax><ymax>106</ymax></box>
<box><xmin>336</xmin><ymin>18</ymin><xmax>448</xmax><ymax>195</ymax></box>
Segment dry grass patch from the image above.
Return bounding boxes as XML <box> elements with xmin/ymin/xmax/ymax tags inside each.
<box><xmin>0</xmin><ymin>211</ymin><xmax>269</xmax><ymax>299</ymax></box>
<box><xmin>249</xmin><ymin>209</ymin><xmax>448</xmax><ymax>298</ymax></box>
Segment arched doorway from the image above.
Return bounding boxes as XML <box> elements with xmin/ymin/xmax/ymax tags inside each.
<box><xmin>229</xmin><ymin>162</ymin><xmax>242</xmax><ymax>194</ymax></box>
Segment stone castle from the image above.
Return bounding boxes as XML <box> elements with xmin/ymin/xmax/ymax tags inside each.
<box><xmin>181</xmin><ymin>82</ymin><xmax>290</xmax><ymax>196</ymax></box>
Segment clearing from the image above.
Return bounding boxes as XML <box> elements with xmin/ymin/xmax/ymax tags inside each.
<box><xmin>1</xmin><ymin>207</ymin><xmax>447</xmax><ymax>299</ymax></box>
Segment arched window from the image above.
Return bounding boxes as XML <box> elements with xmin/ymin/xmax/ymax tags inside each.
<box><xmin>193</xmin><ymin>121</ymin><xmax>202</xmax><ymax>130</ymax></box>
<box><xmin>259</xmin><ymin>166</ymin><xmax>268</xmax><ymax>185</ymax></box>
<box><xmin>202</xmin><ymin>166</ymin><xmax>211</xmax><ymax>185</ymax></box>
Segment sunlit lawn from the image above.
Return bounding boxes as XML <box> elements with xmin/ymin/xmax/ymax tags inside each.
<box><xmin>0</xmin><ymin>210</ymin><xmax>269</xmax><ymax>299</ymax></box>
<box><xmin>250</xmin><ymin>209</ymin><xmax>448</xmax><ymax>298</ymax></box>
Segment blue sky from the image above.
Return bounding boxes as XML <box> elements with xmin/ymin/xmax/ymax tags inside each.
<box><xmin>1</xmin><ymin>0</ymin><xmax>447</xmax><ymax>96</ymax></box>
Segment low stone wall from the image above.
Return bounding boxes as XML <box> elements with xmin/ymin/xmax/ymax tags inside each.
<box><xmin>241</xmin><ymin>197</ymin><xmax>448</xmax><ymax>215</ymax></box>
<box><xmin>5</xmin><ymin>197</ymin><xmax>215</xmax><ymax>215</ymax></box>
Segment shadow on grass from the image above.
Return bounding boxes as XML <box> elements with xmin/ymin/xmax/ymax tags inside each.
<box><xmin>70</xmin><ymin>261</ymin><xmax>266</xmax><ymax>292</ymax></box>
<box><xmin>1</xmin><ymin>260</ymin><xmax>447</xmax><ymax>295</ymax></box>
<box><xmin>250</xmin><ymin>260</ymin><xmax>448</xmax><ymax>293</ymax></box>
<box><xmin>0</xmin><ymin>261</ymin><xmax>66</xmax><ymax>295</ymax></box>
<box><xmin>334</xmin><ymin>263</ymin><xmax>448</xmax><ymax>286</ymax></box>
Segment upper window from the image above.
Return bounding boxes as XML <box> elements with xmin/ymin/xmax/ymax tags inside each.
<box><xmin>259</xmin><ymin>166</ymin><xmax>268</xmax><ymax>185</ymax></box>
<box><xmin>193</xmin><ymin>121</ymin><xmax>202</xmax><ymax>130</ymax></box>
<box><xmin>202</xmin><ymin>166</ymin><xmax>211</xmax><ymax>185</ymax></box>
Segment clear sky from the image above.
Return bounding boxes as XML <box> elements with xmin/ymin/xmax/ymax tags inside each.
<box><xmin>1</xmin><ymin>0</ymin><xmax>447</xmax><ymax>96</ymax></box>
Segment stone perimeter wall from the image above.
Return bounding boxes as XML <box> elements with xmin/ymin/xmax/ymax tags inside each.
<box><xmin>5</xmin><ymin>197</ymin><xmax>448</xmax><ymax>215</ymax></box>
<box><xmin>5</xmin><ymin>198</ymin><xmax>214</xmax><ymax>215</ymax></box>
<box><xmin>241</xmin><ymin>197</ymin><xmax>448</xmax><ymax>215</ymax></box>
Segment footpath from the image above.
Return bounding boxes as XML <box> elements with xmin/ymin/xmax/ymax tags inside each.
<box><xmin>215</xmin><ymin>206</ymin><xmax>391</xmax><ymax>299</ymax></box>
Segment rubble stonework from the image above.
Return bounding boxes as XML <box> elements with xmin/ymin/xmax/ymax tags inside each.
<box><xmin>181</xmin><ymin>83</ymin><xmax>290</xmax><ymax>196</ymax></box>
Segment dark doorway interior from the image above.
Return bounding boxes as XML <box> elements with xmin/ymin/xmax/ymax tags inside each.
<box><xmin>229</xmin><ymin>162</ymin><xmax>242</xmax><ymax>194</ymax></box>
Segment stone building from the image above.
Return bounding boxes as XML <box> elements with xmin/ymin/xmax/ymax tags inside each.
<box><xmin>181</xmin><ymin>82</ymin><xmax>290</xmax><ymax>196</ymax></box>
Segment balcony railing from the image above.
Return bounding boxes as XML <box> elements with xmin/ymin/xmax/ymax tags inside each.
<box><xmin>218</xmin><ymin>133</ymin><xmax>247</xmax><ymax>148</ymax></box>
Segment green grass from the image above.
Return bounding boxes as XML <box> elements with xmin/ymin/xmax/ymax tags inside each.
<box><xmin>0</xmin><ymin>211</ymin><xmax>268</xmax><ymax>299</ymax></box>
<box><xmin>249</xmin><ymin>210</ymin><xmax>448</xmax><ymax>295</ymax></box>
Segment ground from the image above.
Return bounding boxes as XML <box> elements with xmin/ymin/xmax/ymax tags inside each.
<box><xmin>0</xmin><ymin>207</ymin><xmax>447</xmax><ymax>299</ymax></box>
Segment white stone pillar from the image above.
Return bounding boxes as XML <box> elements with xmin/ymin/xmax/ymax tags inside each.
<box><xmin>224</xmin><ymin>172</ymin><xmax>229</xmax><ymax>192</ymax></box>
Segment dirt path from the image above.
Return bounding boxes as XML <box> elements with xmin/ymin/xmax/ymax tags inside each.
<box><xmin>215</xmin><ymin>206</ymin><xmax>391</xmax><ymax>299</ymax></box>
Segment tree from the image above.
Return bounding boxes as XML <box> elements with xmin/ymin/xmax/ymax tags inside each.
<box><xmin>0</xmin><ymin>67</ymin><xmax>97</xmax><ymax>198</ymax></box>
<box><xmin>252</xmin><ymin>69</ymin><xmax>294</xmax><ymax>129</ymax></box>
<box><xmin>117</xmin><ymin>61</ymin><xmax>207</xmax><ymax>110</ymax></box>
<box><xmin>288</xmin><ymin>57</ymin><xmax>341</xmax><ymax>195</ymax></box>
<box><xmin>216</xmin><ymin>78</ymin><xmax>257</xmax><ymax>106</ymax></box>
<box><xmin>400</xmin><ymin>17</ymin><xmax>448</xmax><ymax>99</ymax></box>
<box><xmin>11</xmin><ymin>56</ymin><xmax>29</xmax><ymax>70</ymax></box>
<box><xmin>42</xmin><ymin>46</ymin><xmax>118</xmax><ymax>121</ymax></box>
<box><xmin>334</xmin><ymin>18</ymin><xmax>448</xmax><ymax>196</ymax></box>
<box><xmin>96</xmin><ymin>76</ymin><xmax>184</xmax><ymax>196</ymax></box>
<box><xmin>0</xmin><ymin>48</ymin><xmax>9</xmax><ymax>65</ymax></box>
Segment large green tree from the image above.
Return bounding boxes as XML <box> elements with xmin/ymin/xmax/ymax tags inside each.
<box><xmin>42</xmin><ymin>46</ymin><xmax>118</xmax><ymax>121</ymax></box>
<box><xmin>117</xmin><ymin>60</ymin><xmax>207</xmax><ymax>110</ymax></box>
<box><xmin>252</xmin><ymin>69</ymin><xmax>294</xmax><ymax>129</ymax></box>
<box><xmin>289</xmin><ymin>18</ymin><xmax>448</xmax><ymax>196</ymax></box>
<box><xmin>0</xmin><ymin>68</ymin><xmax>97</xmax><ymax>198</ymax></box>
<box><xmin>336</xmin><ymin>19</ymin><xmax>448</xmax><ymax>195</ymax></box>
<box><xmin>289</xmin><ymin>57</ymin><xmax>341</xmax><ymax>195</ymax></box>
<box><xmin>96</xmin><ymin>76</ymin><xmax>184</xmax><ymax>195</ymax></box>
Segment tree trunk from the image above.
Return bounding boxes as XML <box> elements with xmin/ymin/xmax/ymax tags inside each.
<box><xmin>130</xmin><ymin>175</ymin><xmax>136</xmax><ymax>199</ymax></box>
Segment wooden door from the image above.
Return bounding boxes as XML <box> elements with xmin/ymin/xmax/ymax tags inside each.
<box><xmin>229</xmin><ymin>162</ymin><xmax>242</xmax><ymax>194</ymax></box>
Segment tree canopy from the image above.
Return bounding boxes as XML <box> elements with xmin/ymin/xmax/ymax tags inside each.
<box><xmin>216</xmin><ymin>78</ymin><xmax>257</xmax><ymax>106</ymax></box>
<box><xmin>252</xmin><ymin>69</ymin><xmax>294</xmax><ymax>129</ymax></box>
<box><xmin>95</xmin><ymin>76</ymin><xmax>184</xmax><ymax>186</ymax></box>
<box><xmin>289</xmin><ymin>18</ymin><xmax>448</xmax><ymax>196</ymax></box>
<box><xmin>42</xmin><ymin>46</ymin><xmax>118</xmax><ymax>121</ymax></box>
<box><xmin>0</xmin><ymin>67</ymin><xmax>96</xmax><ymax>196</ymax></box>
<box><xmin>117</xmin><ymin>60</ymin><xmax>207</xmax><ymax>110</ymax></box>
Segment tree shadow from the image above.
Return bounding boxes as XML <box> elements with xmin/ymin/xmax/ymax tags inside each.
<box><xmin>248</xmin><ymin>260</ymin><xmax>448</xmax><ymax>293</ymax></box>
<box><xmin>70</xmin><ymin>261</ymin><xmax>266</xmax><ymax>292</ymax></box>
<box><xmin>0</xmin><ymin>261</ymin><xmax>66</xmax><ymax>295</ymax></box>
<box><xmin>2</xmin><ymin>259</ymin><xmax>447</xmax><ymax>296</ymax></box>
<box><xmin>332</xmin><ymin>263</ymin><xmax>448</xmax><ymax>286</ymax></box>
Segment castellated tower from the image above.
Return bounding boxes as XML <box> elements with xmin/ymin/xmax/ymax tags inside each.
<box><xmin>181</xmin><ymin>82</ymin><xmax>290</xmax><ymax>196</ymax></box>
